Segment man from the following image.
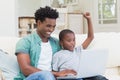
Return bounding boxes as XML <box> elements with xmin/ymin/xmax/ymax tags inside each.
<box><xmin>14</xmin><ymin>6</ymin><xmax>76</xmax><ymax>80</ymax></box>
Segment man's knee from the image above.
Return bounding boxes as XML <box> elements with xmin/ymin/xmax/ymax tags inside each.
<box><xmin>38</xmin><ymin>71</ymin><xmax>55</xmax><ymax>80</ymax></box>
<box><xmin>26</xmin><ymin>71</ymin><xmax>55</xmax><ymax>80</ymax></box>
<box><xmin>40</xmin><ymin>71</ymin><xmax>53</xmax><ymax>76</ymax></box>
<box><xmin>93</xmin><ymin>75</ymin><xmax>108</xmax><ymax>80</ymax></box>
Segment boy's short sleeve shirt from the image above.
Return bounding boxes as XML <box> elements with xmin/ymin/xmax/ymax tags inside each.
<box><xmin>52</xmin><ymin>45</ymin><xmax>83</xmax><ymax>72</ymax></box>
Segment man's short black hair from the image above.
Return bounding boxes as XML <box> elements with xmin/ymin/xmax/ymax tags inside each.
<box><xmin>34</xmin><ymin>6</ymin><xmax>59</xmax><ymax>22</ymax></box>
<box><xmin>59</xmin><ymin>29</ymin><xmax>75</xmax><ymax>41</ymax></box>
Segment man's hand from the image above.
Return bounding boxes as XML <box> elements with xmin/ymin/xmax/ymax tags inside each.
<box><xmin>53</xmin><ymin>69</ymin><xmax>77</xmax><ymax>77</ymax></box>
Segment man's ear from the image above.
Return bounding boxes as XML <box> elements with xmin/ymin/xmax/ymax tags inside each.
<box><xmin>37</xmin><ymin>20</ymin><xmax>41</xmax><ymax>24</ymax></box>
<box><xmin>37</xmin><ymin>20</ymin><xmax>42</xmax><ymax>27</ymax></box>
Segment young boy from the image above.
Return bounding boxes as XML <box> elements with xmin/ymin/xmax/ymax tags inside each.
<box><xmin>52</xmin><ymin>12</ymin><xmax>108</xmax><ymax>80</ymax></box>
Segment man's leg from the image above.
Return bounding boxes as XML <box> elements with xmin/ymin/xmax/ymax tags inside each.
<box><xmin>58</xmin><ymin>78</ymin><xmax>83</xmax><ymax>80</ymax></box>
<box><xmin>26</xmin><ymin>71</ymin><xmax>55</xmax><ymax>80</ymax></box>
<box><xmin>82</xmin><ymin>75</ymin><xmax>108</xmax><ymax>80</ymax></box>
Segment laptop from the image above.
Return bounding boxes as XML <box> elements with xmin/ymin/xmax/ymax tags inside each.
<box><xmin>57</xmin><ymin>49</ymin><xmax>108</xmax><ymax>79</ymax></box>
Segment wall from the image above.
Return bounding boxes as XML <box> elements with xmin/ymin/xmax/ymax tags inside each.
<box><xmin>77</xmin><ymin>0</ymin><xmax>95</xmax><ymax>33</ymax></box>
<box><xmin>0</xmin><ymin>0</ymin><xmax>16</xmax><ymax>36</ymax></box>
<box><xmin>17</xmin><ymin>0</ymin><xmax>41</xmax><ymax>17</ymax></box>
<box><xmin>17</xmin><ymin>0</ymin><xmax>51</xmax><ymax>17</ymax></box>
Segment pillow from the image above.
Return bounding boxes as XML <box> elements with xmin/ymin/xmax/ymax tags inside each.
<box><xmin>0</xmin><ymin>50</ymin><xmax>20</xmax><ymax>80</ymax></box>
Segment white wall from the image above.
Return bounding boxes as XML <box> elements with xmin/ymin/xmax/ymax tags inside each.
<box><xmin>0</xmin><ymin>0</ymin><xmax>16</xmax><ymax>36</ymax></box>
<box><xmin>17</xmin><ymin>0</ymin><xmax>44</xmax><ymax>17</ymax></box>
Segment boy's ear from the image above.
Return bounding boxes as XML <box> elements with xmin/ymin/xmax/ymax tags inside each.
<box><xmin>59</xmin><ymin>41</ymin><xmax>63</xmax><ymax>46</ymax></box>
<box><xmin>60</xmin><ymin>41</ymin><xmax>64</xmax><ymax>49</ymax></box>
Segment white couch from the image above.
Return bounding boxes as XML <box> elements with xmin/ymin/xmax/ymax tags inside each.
<box><xmin>0</xmin><ymin>32</ymin><xmax>120</xmax><ymax>80</ymax></box>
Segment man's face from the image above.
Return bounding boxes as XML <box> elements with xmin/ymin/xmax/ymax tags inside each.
<box><xmin>37</xmin><ymin>18</ymin><xmax>56</xmax><ymax>39</ymax></box>
<box><xmin>60</xmin><ymin>33</ymin><xmax>76</xmax><ymax>51</ymax></box>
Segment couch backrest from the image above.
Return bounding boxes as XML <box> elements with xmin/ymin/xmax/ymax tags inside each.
<box><xmin>0</xmin><ymin>32</ymin><xmax>120</xmax><ymax>68</ymax></box>
<box><xmin>77</xmin><ymin>32</ymin><xmax>120</xmax><ymax>68</ymax></box>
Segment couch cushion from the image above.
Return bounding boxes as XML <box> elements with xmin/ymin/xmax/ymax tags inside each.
<box><xmin>0</xmin><ymin>50</ymin><xmax>19</xmax><ymax>80</ymax></box>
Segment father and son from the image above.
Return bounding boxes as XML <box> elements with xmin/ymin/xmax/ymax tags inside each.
<box><xmin>14</xmin><ymin>6</ymin><xmax>108</xmax><ymax>80</ymax></box>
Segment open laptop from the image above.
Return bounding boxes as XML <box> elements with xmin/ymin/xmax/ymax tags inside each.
<box><xmin>57</xmin><ymin>49</ymin><xmax>108</xmax><ymax>79</ymax></box>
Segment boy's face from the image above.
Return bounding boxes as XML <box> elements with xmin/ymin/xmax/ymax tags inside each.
<box><xmin>37</xmin><ymin>18</ymin><xmax>56</xmax><ymax>39</ymax></box>
<box><xmin>60</xmin><ymin>33</ymin><xmax>75</xmax><ymax>51</ymax></box>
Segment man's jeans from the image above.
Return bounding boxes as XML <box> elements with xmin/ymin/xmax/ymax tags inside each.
<box><xmin>83</xmin><ymin>75</ymin><xmax>108</xmax><ymax>80</ymax></box>
<box><xmin>26</xmin><ymin>71</ymin><xmax>55</xmax><ymax>80</ymax></box>
<box><xmin>25</xmin><ymin>71</ymin><xmax>107</xmax><ymax>80</ymax></box>
<box><xmin>57</xmin><ymin>75</ymin><xmax>108</xmax><ymax>80</ymax></box>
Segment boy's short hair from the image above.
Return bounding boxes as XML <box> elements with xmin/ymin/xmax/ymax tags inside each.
<box><xmin>34</xmin><ymin>6</ymin><xmax>59</xmax><ymax>22</ymax></box>
<box><xmin>59</xmin><ymin>29</ymin><xmax>74</xmax><ymax>41</ymax></box>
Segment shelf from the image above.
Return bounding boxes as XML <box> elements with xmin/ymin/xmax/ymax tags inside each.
<box><xmin>18</xmin><ymin>17</ymin><xmax>36</xmax><ymax>37</ymax></box>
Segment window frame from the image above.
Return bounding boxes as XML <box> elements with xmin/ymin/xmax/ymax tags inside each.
<box><xmin>94</xmin><ymin>0</ymin><xmax>120</xmax><ymax>28</ymax></box>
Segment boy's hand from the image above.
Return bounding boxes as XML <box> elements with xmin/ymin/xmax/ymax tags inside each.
<box><xmin>83</xmin><ymin>12</ymin><xmax>91</xmax><ymax>20</ymax></box>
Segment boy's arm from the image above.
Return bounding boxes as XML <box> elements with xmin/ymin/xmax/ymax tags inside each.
<box><xmin>82</xmin><ymin>12</ymin><xmax>94</xmax><ymax>49</ymax></box>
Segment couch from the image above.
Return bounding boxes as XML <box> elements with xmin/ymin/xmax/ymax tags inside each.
<box><xmin>0</xmin><ymin>32</ymin><xmax>120</xmax><ymax>80</ymax></box>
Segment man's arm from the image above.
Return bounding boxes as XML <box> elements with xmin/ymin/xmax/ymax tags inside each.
<box><xmin>17</xmin><ymin>53</ymin><xmax>77</xmax><ymax>77</ymax></box>
<box><xmin>17</xmin><ymin>53</ymin><xmax>41</xmax><ymax>76</ymax></box>
<box><xmin>82</xmin><ymin>12</ymin><xmax>94</xmax><ymax>49</ymax></box>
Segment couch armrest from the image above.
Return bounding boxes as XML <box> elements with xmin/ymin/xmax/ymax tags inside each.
<box><xmin>0</xmin><ymin>69</ymin><xmax>5</xmax><ymax>80</ymax></box>
<box><xmin>118</xmin><ymin>66</ymin><xmax>120</xmax><ymax>75</ymax></box>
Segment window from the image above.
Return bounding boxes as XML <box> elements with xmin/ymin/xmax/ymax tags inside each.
<box><xmin>94</xmin><ymin>0</ymin><xmax>120</xmax><ymax>32</ymax></box>
<box><xmin>98</xmin><ymin>0</ymin><xmax>117</xmax><ymax>24</ymax></box>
